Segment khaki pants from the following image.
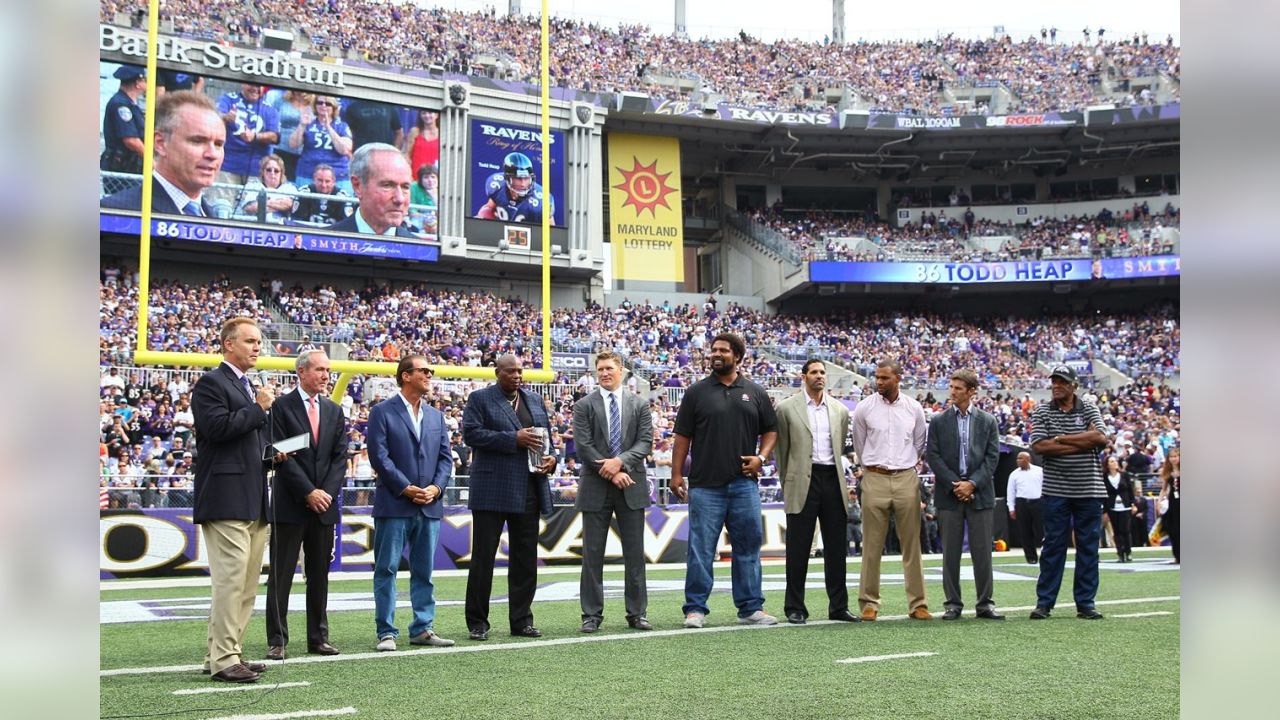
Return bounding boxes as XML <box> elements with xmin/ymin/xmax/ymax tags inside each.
<box><xmin>202</xmin><ymin>519</ymin><xmax>269</xmax><ymax>674</ymax></box>
<box><xmin>858</xmin><ymin>468</ymin><xmax>928</xmax><ymax>612</ymax></box>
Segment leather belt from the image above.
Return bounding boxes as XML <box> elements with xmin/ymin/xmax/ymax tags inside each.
<box><xmin>864</xmin><ymin>465</ymin><xmax>909</xmax><ymax>475</ymax></box>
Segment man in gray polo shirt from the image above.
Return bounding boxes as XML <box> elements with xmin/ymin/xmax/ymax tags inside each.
<box><xmin>1028</xmin><ymin>365</ymin><xmax>1110</xmax><ymax>620</ymax></box>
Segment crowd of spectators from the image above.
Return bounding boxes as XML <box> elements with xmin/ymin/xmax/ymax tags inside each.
<box><xmin>100</xmin><ymin>2</ymin><xmax>1179</xmax><ymax>115</ymax></box>
<box><xmin>747</xmin><ymin>202</ymin><xmax>1179</xmax><ymax>262</ymax></box>
<box><xmin>98</xmin><ymin>264</ymin><xmax>1178</xmax><ymax>508</ymax></box>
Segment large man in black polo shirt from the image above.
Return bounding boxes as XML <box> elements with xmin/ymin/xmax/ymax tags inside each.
<box><xmin>670</xmin><ymin>333</ymin><xmax>779</xmax><ymax>628</ymax></box>
<box><xmin>1028</xmin><ymin>365</ymin><xmax>1110</xmax><ymax>620</ymax></box>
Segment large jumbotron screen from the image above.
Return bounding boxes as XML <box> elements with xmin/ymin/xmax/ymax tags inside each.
<box><xmin>98</xmin><ymin>60</ymin><xmax>442</xmax><ymax>261</ymax></box>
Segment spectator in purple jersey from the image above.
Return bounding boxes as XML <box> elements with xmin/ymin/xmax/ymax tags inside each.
<box><xmin>215</xmin><ymin>84</ymin><xmax>279</xmax><ymax>186</ymax></box>
<box><xmin>290</xmin><ymin>95</ymin><xmax>354</xmax><ymax>193</ymax></box>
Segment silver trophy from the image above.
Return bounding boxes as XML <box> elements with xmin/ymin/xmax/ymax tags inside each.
<box><xmin>527</xmin><ymin>426</ymin><xmax>548</xmax><ymax>473</ymax></box>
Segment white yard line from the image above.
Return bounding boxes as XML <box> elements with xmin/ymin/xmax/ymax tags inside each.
<box><xmin>172</xmin><ymin>681</ymin><xmax>311</xmax><ymax>695</ymax></box>
<box><xmin>1111</xmin><ymin>611</ymin><xmax>1174</xmax><ymax>618</ymax></box>
<box><xmin>837</xmin><ymin>651</ymin><xmax>937</xmax><ymax>664</ymax></box>
<box><xmin>100</xmin><ymin>594</ymin><xmax>1181</xmax><ymax>678</ymax></box>
<box><xmin>205</xmin><ymin>708</ymin><xmax>355</xmax><ymax>720</ymax></box>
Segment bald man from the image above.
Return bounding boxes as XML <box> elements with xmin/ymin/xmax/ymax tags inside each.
<box><xmin>461</xmin><ymin>355</ymin><xmax>557</xmax><ymax>640</ymax></box>
<box><xmin>1005</xmin><ymin>452</ymin><xmax>1045</xmax><ymax>563</ymax></box>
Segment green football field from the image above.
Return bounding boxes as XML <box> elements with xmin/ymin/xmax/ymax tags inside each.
<box><xmin>100</xmin><ymin>549</ymin><xmax>1180</xmax><ymax>719</ymax></box>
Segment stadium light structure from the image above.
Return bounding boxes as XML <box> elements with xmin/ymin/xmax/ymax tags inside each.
<box><xmin>127</xmin><ymin>2</ymin><xmax>555</xmax><ymax>399</ymax></box>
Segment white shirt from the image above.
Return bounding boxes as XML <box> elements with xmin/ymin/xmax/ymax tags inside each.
<box><xmin>155</xmin><ymin>172</ymin><xmax>204</xmax><ymax>214</ymax></box>
<box><xmin>850</xmin><ymin>391</ymin><xmax>927</xmax><ymax>470</ymax></box>
<box><xmin>398</xmin><ymin>391</ymin><xmax>422</xmax><ymax>440</ymax></box>
<box><xmin>355</xmin><ymin>209</ymin><xmax>399</xmax><ymax>236</ymax></box>
<box><xmin>1005</xmin><ymin>464</ymin><xmax>1045</xmax><ymax>511</ymax></box>
<box><xmin>806</xmin><ymin>393</ymin><xmax>835</xmax><ymax>465</ymax></box>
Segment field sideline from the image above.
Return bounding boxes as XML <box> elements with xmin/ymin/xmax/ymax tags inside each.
<box><xmin>101</xmin><ymin>549</ymin><xmax>1180</xmax><ymax>719</ymax></box>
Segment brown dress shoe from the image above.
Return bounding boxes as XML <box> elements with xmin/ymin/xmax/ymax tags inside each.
<box><xmin>265</xmin><ymin>646</ymin><xmax>285</xmax><ymax>661</ymax></box>
<box><xmin>308</xmin><ymin>642</ymin><xmax>340</xmax><ymax>655</ymax></box>
<box><xmin>211</xmin><ymin>663</ymin><xmax>261</xmax><ymax>683</ymax></box>
<box><xmin>909</xmin><ymin>607</ymin><xmax>933</xmax><ymax>620</ymax></box>
<box><xmin>860</xmin><ymin>606</ymin><xmax>878</xmax><ymax>621</ymax></box>
<box><xmin>202</xmin><ymin>661</ymin><xmax>266</xmax><ymax>675</ymax></box>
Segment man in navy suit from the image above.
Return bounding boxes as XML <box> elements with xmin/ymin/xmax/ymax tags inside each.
<box><xmin>191</xmin><ymin>317</ymin><xmax>275</xmax><ymax>683</ymax></box>
<box><xmin>925</xmin><ymin>369</ymin><xmax>1003</xmax><ymax>621</ymax></box>
<box><xmin>264</xmin><ymin>350</ymin><xmax>346</xmax><ymax>660</ymax></box>
<box><xmin>324</xmin><ymin>143</ymin><xmax>419</xmax><ymax>237</ymax></box>
<box><xmin>366</xmin><ymin>355</ymin><xmax>456</xmax><ymax>650</ymax></box>
<box><xmin>462</xmin><ymin>354</ymin><xmax>557</xmax><ymax>640</ymax></box>
<box><xmin>100</xmin><ymin>91</ymin><xmax>225</xmax><ymax>217</ymax></box>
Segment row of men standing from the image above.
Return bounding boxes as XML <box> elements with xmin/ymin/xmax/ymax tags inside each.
<box><xmin>189</xmin><ymin>322</ymin><xmax>1111</xmax><ymax>683</ymax></box>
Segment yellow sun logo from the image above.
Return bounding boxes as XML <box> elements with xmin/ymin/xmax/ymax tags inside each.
<box><xmin>613</xmin><ymin>157</ymin><xmax>677</xmax><ymax>217</ymax></box>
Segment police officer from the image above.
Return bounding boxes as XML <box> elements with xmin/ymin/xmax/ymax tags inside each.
<box><xmin>101</xmin><ymin>65</ymin><xmax>147</xmax><ymax>179</ymax></box>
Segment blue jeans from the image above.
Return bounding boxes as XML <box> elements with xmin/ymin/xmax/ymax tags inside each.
<box><xmin>1035</xmin><ymin>495</ymin><xmax>1104</xmax><ymax>610</ymax></box>
<box><xmin>373</xmin><ymin>515</ymin><xmax>440</xmax><ymax>639</ymax></box>
<box><xmin>683</xmin><ymin>477</ymin><xmax>765</xmax><ymax>618</ymax></box>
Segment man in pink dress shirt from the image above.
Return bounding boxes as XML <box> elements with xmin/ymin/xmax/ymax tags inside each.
<box><xmin>850</xmin><ymin>359</ymin><xmax>931</xmax><ymax>621</ymax></box>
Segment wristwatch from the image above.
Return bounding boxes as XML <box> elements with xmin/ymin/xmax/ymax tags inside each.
<box><xmin>757</xmin><ymin>454</ymin><xmax>768</xmax><ymax>465</ymax></box>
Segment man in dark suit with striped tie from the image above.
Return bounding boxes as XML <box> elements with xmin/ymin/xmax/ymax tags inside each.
<box><xmin>264</xmin><ymin>350</ymin><xmax>347</xmax><ymax>660</ymax></box>
<box><xmin>100</xmin><ymin>90</ymin><xmax>225</xmax><ymax>217</ymax></box>
<box><xmin>573</xmin><ymin>351</ymin><xmax>654</xmax><ymax>632</ymax></box>
<box><xmin>462</xmin><ymin>354</ymin><xmax>557</xmax><ymax>641</ymax></box>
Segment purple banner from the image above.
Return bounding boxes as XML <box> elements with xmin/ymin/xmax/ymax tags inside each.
<box><xmin>648</xmin><ymin>98</ymin><xmax>839</xmax><ymax>128</ymax></box>
<box><xmin>99</xmin><ymin>214</ymin><xmax>439</xmax><ymax>262</ymax></box>
<box><xmin>100</xmin><ymin>504</ymin><xmax>794</xmax><ymax>578</ymax></box>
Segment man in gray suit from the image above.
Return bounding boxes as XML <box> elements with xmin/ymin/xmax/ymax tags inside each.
<box><xmin>925</xmin><ymin>369</ymin><xmax>1004</xmax><ymax>620</ymax></box>
<box><xmin>573</xmin><ymin>351</ymin><xmax>654</xmax><ymax>632</ymax></box>
<box><xmin>775</xmin><ymin>359</ymin><xmax>859</xmax><ymax>624</ymax></box>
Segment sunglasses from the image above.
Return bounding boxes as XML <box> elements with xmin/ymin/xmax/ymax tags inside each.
<box><xmin>316</xmin><ymin>100</ymin><xmax>336</xmax><ymax>107</ymax></box>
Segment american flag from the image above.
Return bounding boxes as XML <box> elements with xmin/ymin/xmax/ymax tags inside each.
<box><xmin>100</xmin><ymin>485</ymin><xmax>109</xmax><ymax>510</ymax></box>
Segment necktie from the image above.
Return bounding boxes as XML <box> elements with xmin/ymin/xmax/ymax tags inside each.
<box><xmin>608</xmin><ymin>393</ymin><xmax>622</xmax><ymax>457</ymax></box>
<box><xmin>182</xmin><ymin>200</ymin><xmax>204</xmax><ymax>217</ymax></box>
<box><xmin>307</xmin><ymin>396</ymin><xmax>320</xmax><ymax>444</ymax></box>
<box><xmin>958</xmin><ymin>412</ymin><xmax>969</xmax><ymax>476</ymax></box>
<box><xmin>241</xmin><ymin>375</ymin><xmax>255</xmax><ymax>400</ymax></box>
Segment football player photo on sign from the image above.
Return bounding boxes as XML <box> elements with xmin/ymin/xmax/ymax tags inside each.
<box><xmin>475</xmin><ymin>152</ymin><xmax>555</xmax><ymax>224</ymax></box>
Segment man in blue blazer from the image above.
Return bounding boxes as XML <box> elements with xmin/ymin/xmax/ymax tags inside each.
<box><xmin>366</xmin><ymin>355</ymin><xmax>456</xmax><ymax>650</ymax></box>
<box><xmin>462</xmin><ymin>354</ymin><xmax>556</xmax><ymax>640</ymax></box>
<box><xmin>925</xmin><ymin>369</ymin><xmax>1003</xmax><ymax>620</ymax></box>
<box><xmin>100</xmin><ymin>91</ymin><xmax>225</xmax><ymax>218</ymax></box>
<box><xmin>191</xmin><ymin>318</ymin><xmax>275</xmax><ymax>683</ymax></box>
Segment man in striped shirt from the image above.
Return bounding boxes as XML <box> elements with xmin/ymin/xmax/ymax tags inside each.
<box><xmin>1028</xmin><ymin>365</ymin><xmax>1110</xmax><ymax>620</ymax></box>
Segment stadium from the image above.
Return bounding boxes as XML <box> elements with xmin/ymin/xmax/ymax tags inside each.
<box><xmin>98</xmin><ymin>1</ymin><xmax>1179</xmax><ymax>718</ymax></box>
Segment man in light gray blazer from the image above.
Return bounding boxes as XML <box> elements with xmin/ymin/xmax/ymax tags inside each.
<box><xmin>573</xmin><ymin>351</ymin><xmax>654</xmax><ymax>632</ymax></box>
<box><xmin>925</xmin><ymin>369</ymin><xmax>1003</xmax><ymax>620</ymax></box>
<box><xmin>775</xmin><ymin>359</ymin><xmax>859</xmax><ymax>624</ymax></box>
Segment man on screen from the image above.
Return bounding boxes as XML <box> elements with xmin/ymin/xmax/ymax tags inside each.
<box><xmin>100</xmin><ymin>91</ymin><xmax>225</xmax><ymax>217</ymax></box>
<box><xmin>294</xmin><ymin>164</ymin><xmax>352</xmax><ymax>226</ymax></box>
<box><xmin>326</xmin><ymin>144</ymin><xmax>419</xmax><ymax>237</ymax></box>
<box><xmin>475</xmin><ymin>152</ymin><xmax>554</xmax><ymax>224</ymax></box>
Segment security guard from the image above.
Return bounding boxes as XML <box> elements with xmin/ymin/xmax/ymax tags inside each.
<box><xmin>101</xmin><ymin>65</ymin><xmax>147</xmax><ymax>177</ymax></box>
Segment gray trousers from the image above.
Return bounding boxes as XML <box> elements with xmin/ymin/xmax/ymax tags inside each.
<box><xmin>579</xmin><ymin>483</ymin><xmax>648</xmax><ymax>622</ymax></box>
<box><xmin>939</xmin><ymin>504</ymin><xmax>995</xmax><ymax>611</ymax></box>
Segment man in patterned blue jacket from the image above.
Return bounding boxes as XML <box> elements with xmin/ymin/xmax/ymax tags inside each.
<box><xmin>462</xmin><ymin>354</ymin><xmax>557</xmax><ymax>641</ymax></box>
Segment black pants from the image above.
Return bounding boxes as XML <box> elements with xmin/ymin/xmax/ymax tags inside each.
<box><xmin>265</xmin><ymin>517</ymin><xmax>335</xmax><ymax>647</ymax></box>
<box><xmin>1163</xmin><ymin>498</ymin><xmax>1179</xmax><ymax>562</ymax></box>
<box><xmin>465</xmin><ymin>485</ymin><xmax>540</xmax><ymax>633</ymax></box>
<box><xmin>1014</xmin><ymin>498</ymin><xmax>1044</xmax><ymax>562</ymax></box>
<box><xmin>784</xmin><ymin>465</ymin><xmax>850</xmax><ymax>618</ymax></box>
<box><xmin>1107</xmin><ymin>509</ymin><xmax>1132</xmax><ymax>556</ymax></box>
